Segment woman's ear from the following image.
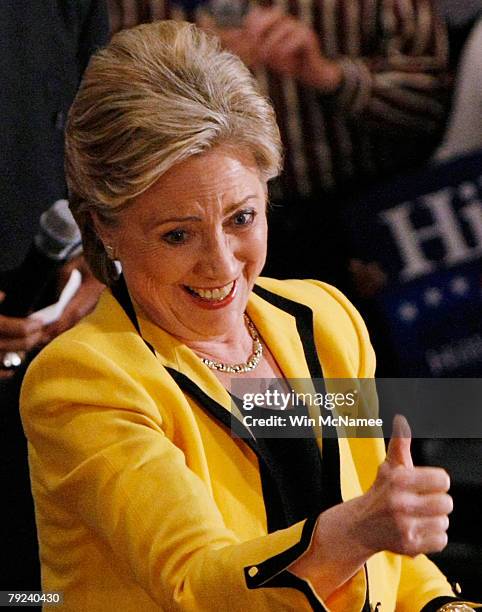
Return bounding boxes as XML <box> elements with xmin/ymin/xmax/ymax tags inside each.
<box><xmin>90</xmin><ymin>210</ymin><xmax>117</xmax><ymax>259</ymax></box>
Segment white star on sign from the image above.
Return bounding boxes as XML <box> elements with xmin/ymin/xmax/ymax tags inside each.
<box><xmin>458</xmin><ymin>182</ymin><xmax>478</xmax><ymax>200</ymax></box>
<box><xmin>398</xmin><ymin>302</ymin><xmax>419</xmax><ymax>322</ymax></box>
<box><xmin>424</xmin><ymin>287</ymin><xmax>443</xmax><ymax>306</ymax></box>
<box><xmin>450</xmin><ymin>276</ymin><xmax>470</xmax><ymax>296</ymax></box>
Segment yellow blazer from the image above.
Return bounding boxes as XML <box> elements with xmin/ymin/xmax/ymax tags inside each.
<box><xmin>20</xmin><ymin>278</ymin><xmax>455</xmax><ymax>611</ymax></box>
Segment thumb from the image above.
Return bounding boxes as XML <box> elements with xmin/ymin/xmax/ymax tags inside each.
<box><xmin>386</xmin><ymin>414</ymin><xmax>413</xmax><ymax>468</ymax></box>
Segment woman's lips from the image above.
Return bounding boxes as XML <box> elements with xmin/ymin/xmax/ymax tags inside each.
<box><xmin>183</xmin><ymin>280</ymin><xmax>237</xmax><ymax>309</ymax></box>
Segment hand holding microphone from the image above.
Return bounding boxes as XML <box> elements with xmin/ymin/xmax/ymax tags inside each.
<box><xmin>0</xmin><ymin>200</ymin><xmax>82</xmax><ymax>374</ymax></box>
<box><xmin>197</xmin><ymin>1</ymin><xmax>343</xmax><ymax>91</ymax></box>
<box><xmin>0</xmin><ymin>292</ymin><xmax>43</xmax><ymax>378</ymax></box>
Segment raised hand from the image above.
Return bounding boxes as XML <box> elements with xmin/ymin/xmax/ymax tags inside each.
<box><xmin>0</xmin><ymin>291</ymin><xmax>44</xmax><ymax>379</ymax></box>
<box><xmin>357</xmin><ymin>415</ymin><xmax>452</xmax><ymax>557</ymax></box>
<box><xmin>42</xmin><ymin>255</ymin><xmax>104</xmax><ymax>343</ymax></box>
<box><xmin>289</xmin><ymin>415</ymin><xmax>452</xmax><ymax>599</ymax></box>
<box><xmin>199</xmin><ymin>6</ymin><xmax>343</xmax><ymax>91</ymax></box>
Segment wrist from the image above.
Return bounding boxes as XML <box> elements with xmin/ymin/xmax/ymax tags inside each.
<box><xmin>342</xmin><ymin>494</ymin><xmax>381</xmax><ymax>559</ymax></box>
<box><xmin>289</xmin><ymin>497</ymin><xmax>374</xmax><ymax>598</ymax></box>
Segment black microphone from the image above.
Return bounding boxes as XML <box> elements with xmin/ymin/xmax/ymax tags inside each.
<box><xmin>0</xmin><ymin>199</ymin><xmax>82</xmax><ymax>318</ymax></box>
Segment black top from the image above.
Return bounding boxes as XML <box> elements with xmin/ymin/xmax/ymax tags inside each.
<box><xmin>0</xmin><ymin>0</ymin><xmax>109</xmax><ymax>272</ymax></box>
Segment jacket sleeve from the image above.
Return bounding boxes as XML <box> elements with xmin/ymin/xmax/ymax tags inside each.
<box><xmin>20</xmin><ymin>338</ymin><xmax>328</xmax><ymax>611</ymax></box>
<box><xmin>323</xmin><ymin>0</ymin><xmax>450</xmax><ymax>134</ymax></box>
<box><xmin>396</xmin><ymin>553</ymin><xmax>479</xmax><ymax>611</ymax></box>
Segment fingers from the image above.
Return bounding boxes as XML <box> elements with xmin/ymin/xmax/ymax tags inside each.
<box><xmin>239</xmin><ymin>7</ymin><xmax>287</xmax><ymax>68</ymax></box>
<box><xmin>396</xmin><ymin>516</ymin><xmax>449</xmax><ymax>557</ymax></box>
<box><xmin>415</xmin><ymin>528</ymin><xmax>448</xmax><ymax>555</ymax></box>
<box><xmin>389</xmin><ymin>490</ymin><xmax>453</xmax><ymax>517</ymax></box>
<box><xmin>398</xmin><ymin>515</ymin><xmax>450</xmax><ymax>556</ymax></box>
<box><xmin>0</xmin><ymin>367</ymin><xmax>15</xmax><ymax>380</ymax></box>
<box><xmin>407</xmin><ymin>467</ymin><xmax>451</xmax><ymax>493</ymax></box>
<box><xmin>413</xmin><ymin>492</ymin><xmax>453</xmax><ymax>517</ymax></box>
<box><xmin>386</xmin><ymin>414</ymin><xmax>413</xmax><ymax>469</ymax></box>
<box><xmin>42</xmin><ymin>278</ymin><xmax>103</xmax><ymax>342</ymax></box>
<box><xmin>198</xmin><ymin>6</ymin><xmax>284</xmax><ymax>68</ymax></box>
<box><xmin>384</xmin><ymin>463</ymin><xmax>450</xmax><ymax>493</ymax></box>
<box><xmin>244</xmin><ymin>6</ymin><xmax>284</xmax><ymax>39</ymax></box>
<box><xmin>200</xmin><ymin>5</ymin><xmax>322</xmax><ymax>81</ymax></box>
<box><xmin>0</xmin><ymin>314</ymin><xmax>44</xmax><ymax>352</ymax></box>
<box><xmin>258</xmin><ymin>19</ymin><xmax>297</xmax><ymax>62</ymax></box>
<box><xmin>261</xmin><ymin>21</ymin><xmax>315</xmax><ymax>66</ymax></box>
<box><xmin>253</xmin><ymin>10</ymin><xmax>319</xmax><ymax>75</ymax></box>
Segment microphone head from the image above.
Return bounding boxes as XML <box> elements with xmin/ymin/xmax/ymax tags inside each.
<box><xmin>35</xmin><ymin>199</ymin><xmax>82</xmax><ymax>261</ymax></box>
<box><xmin>204</xmin><ymin>0</ymin><xmax>250</xmax><ymax>28</ymax></box>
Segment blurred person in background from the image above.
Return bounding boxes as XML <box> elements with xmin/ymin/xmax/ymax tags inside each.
<box><xmin>435</xmin><ymin>0</ymin><xmax>481</xmax><ymax>67</ymax></box>
<box><xmin>107</xmin><ymin>0</ymin><xmax>451</xmax><ymax>289</ymax></box>
<box><xmin>434</xmin><ymin>15</ymin><xmax>482</xmax><ymax>161</ymax></box>
<box><xmin>0</xmin><ymin>0</ymin><xmax>109</xmax><ymax>589</ymax></box>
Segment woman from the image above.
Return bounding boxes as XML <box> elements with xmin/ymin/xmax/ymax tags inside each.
<box><xmin>20</xmin><ymin>21</ymin><xmax>474</xmax><ymax>611</ymax></box>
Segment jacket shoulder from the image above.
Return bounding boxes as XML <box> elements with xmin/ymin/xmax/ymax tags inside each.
<box><xmin>20</xmin><ymin>290</ymin><xmax>169</xmax><ymax>427</ymax></box>
<box><xmin>255</xmin><ymin>278</ymin><xmax>376</xmax><ymax>377</ymax></box>
<box><xmin>256</xmin><ymin>277</ymin><xmax>353</xmax><ymax>308</ymax></box>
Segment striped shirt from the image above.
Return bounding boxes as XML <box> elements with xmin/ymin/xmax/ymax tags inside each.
<box><xmin>107</xmin><ymin>0</ymin><xmax>450</xmax><ymax>201</ymax></box>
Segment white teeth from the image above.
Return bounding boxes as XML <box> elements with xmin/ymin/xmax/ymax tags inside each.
<box><xmin>188</xmin><ymin>281</ymin><xmax>234</xmax><ymax>300</ymax></box>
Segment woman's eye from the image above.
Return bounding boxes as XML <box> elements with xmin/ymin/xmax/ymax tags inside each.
<box><xmin>232</xmin><ymin>210</ymin><xmax>255</xmax><ymax>226</ymax></box>
<box><xmin>163</xmin><ymin>229</ymin><xmax>188</xmax><ymax>244</ymax></box>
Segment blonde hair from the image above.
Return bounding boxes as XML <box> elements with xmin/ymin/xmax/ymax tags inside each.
<box><xmin>65</xmin><ymin>20</ymin><xmax>282</xmax><ymax>284</ymax></box>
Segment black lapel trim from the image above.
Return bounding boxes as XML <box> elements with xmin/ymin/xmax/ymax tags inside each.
<box><xmin>252</xmin><ymin>284</ymin><xmax>371</xmax><ymax>610</ymax></box>
<box><xmin>165</xmin><ymin>368</ymin><xmax>258</xmax><ymax>455</ymax></box>
<box><xmin>252</xmin><ymin>284</ymin><xmax>323</xmax><ymax>379</ymax></box>
<box><xmin>252</xmin><ymin>284</ymin><xmax>342</xmax><ymax>506</ymax></box>
<box><xmin>110</xmin><ymin>275</ymin><xmax>156</xmax><ymax>356</ymax></box>
<box><xmin>111</xmin><ymin>275</ymin><xmax>143</xmax><ymax>337</ymax></box>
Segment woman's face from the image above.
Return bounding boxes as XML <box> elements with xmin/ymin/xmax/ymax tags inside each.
<box><xmin>98</xmin><ymin>146</ymin><xmax>268</xmax><ymax>343</ymax></box>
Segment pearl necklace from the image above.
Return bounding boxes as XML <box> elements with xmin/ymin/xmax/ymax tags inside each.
<box><xmin>201</xmin><ymin>314</ymin><xmax>263</xmax><ymax>373</ymax></box>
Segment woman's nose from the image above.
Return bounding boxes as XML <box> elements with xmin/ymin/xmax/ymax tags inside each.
<box><xmin>196</xmin><ymin>231</ymin><xmax>238</xmax><ymax>279</ymax></box>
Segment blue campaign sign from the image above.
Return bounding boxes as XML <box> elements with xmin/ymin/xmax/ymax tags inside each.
<box><xmin>344</xmin><ymin>150</ymin><xmax>482</xmax><ymax>376</ymax></box>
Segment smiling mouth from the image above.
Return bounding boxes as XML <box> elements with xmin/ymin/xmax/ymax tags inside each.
<box><xmin>184</xmin><ymin>280</ymin><xmax>236</xmax><ymax>302</ymax></box>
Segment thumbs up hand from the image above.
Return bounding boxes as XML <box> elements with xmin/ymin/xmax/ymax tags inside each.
<box><xmin>289</xmin><ymin>415</ymin><xmax>453</xmax><ymax>597</ymax></box>
<box><xmin>355</xmin><ymin>415</ymin><xmax>452</xmax><ymax>557</ymax></box>
<box><xmin>290</xmin><ymin>415</ymin><xmax>452</xmax><ymax>597</ymax></box>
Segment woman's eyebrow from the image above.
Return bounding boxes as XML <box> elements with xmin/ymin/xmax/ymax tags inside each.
<box><xmin>223</xmin><ymin>195</ymin><xmax>259</xmax><ymax>215</ymax></box>
<box><xmin>147</xmin><ymin>196</ymin><xmax>259</xmax><ymax>229</ymax></box>
<box><xmin>152</xmin><ymin>215</ymin><xmax>202</xmax><ymax>226</ymax></box>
